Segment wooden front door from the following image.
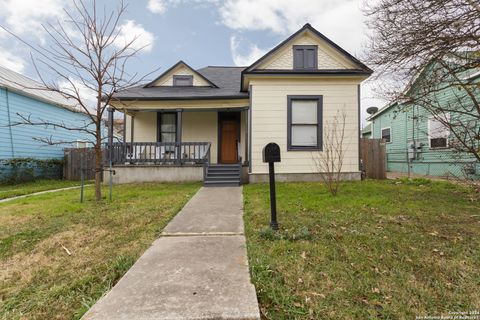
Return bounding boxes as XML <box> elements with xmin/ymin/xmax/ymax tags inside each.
<box><xmin>219</xmin><ymin>115</ymin><xmax>239</xmax><ymax>164</ymax></box>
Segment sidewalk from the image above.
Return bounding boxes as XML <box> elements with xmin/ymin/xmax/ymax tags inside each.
<box><xmin>0</xmin><ymin>185</ymin><xmax>91</xmax><ymax>203</ymax></box>
<box><xmin>82</xmin><ymin>186</ymin><xmax>260</xmax><ymax>320</ymax></box>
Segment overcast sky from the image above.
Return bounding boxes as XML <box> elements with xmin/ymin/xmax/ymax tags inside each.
<box><xmin>0</xmin><ymin>0</ymin><xmax>386</xmax><ymax>125</ymax></box>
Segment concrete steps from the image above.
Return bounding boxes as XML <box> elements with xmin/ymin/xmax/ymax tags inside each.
<box><xmin>204</xmin><ymin>164</ymin><xmax>241</xmax><ymax>187</ymax></box>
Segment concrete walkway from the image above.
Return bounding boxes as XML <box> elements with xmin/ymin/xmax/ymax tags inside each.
<box><xmin>0</xmin><ymin>185</ymin><xmax>91</xmax><ymax>203</ymax></box>
<box><xmin>82</xmin><ymin>187</ymin><xmax>260</xmax><ymax>320</ymax></box>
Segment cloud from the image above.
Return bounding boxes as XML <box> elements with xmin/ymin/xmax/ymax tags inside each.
<box><xmin>0</xmin><ymin>50</ymin><xmax>26</xmax><ymax>73</ymax></box>
<box><xmin>113</xmin><ymin>20</ymin><xmax>155</xmax><ymax>52</ymax></box>
<box><xmin>219</xmin><ymin>0</ymin><xmax>366</xmax><ymax>54</ymax></box>
<box><xmin>0</xmin><ymin>0</ymin><xmax>67</xmax><ymax>39</ymax></box>
<box><xmin>0</xmin><ymin>0</ymin><xmax>69</xmax><ymax>74</ymax></box>
<box><xmin>147</xmin><ymin>0</ymin><xmax>168</xmax><ymax>14</ymax></box>
<box><xmin>58</xmin><ymin>78</ymin><xmax>98</xmax><ymax>111</ymax></box>
<box><xmin>230</xmin><ymin>36</ymin><xmax>269</xmax><ymax>66</ymax></box>
<box><xmin>146</xmin><ymin>0</ymin><xmax>219</xmax><ymax>14</ymax></box>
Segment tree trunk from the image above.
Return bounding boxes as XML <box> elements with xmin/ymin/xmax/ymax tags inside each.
<box><xmin>94</xmin><ymin>124</ymin><xmax>103</xmax><ymax>201</ymax></box>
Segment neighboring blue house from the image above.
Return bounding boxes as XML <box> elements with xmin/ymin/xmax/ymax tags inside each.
<box><xmin>366</xmin><ymin>60</ymin><xmax>480</xmax><ymax>179</ymax></box>
<box><xmin>0</xmin><ymin>65</ymin><xmax>95</xmax><ymax>182</ymax></box>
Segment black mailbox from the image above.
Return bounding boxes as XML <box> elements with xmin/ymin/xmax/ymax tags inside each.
<box><xmin>262</xmin><ymin>142</ymin><xmax>280</xmax><ymax>230</ymax></box>
<box><xmin>262</xmin><ymin>143</ymin><xmax>281</xmax><ymax>163</ymax></box>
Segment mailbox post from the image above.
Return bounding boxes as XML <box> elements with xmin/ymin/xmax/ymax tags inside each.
<box><xmin>262</xmin><ymin>143</ymin><xmax>281</xmax><ymax>230</ymax></box>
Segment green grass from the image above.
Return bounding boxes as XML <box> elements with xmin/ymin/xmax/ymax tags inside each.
<box><xmin>0</xmin><ymin>180</ymin><xmax>85</xmax><ymax>200</ymax></box>
<box><xmin>0</xmin><ymin>182</ymin><xmax>200</xmax><ymax>320</ymax></box>
<box><xmin>243</xmin><ymin>179</ymin><xmax>480</xmax><ymax>319</ymax></box>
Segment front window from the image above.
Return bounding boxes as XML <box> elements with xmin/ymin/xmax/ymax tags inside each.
<box><xmin>429</xmin><ymin>114</ymin><xmax>450</xmax><ymax>148</ymax></box>
<box><xmin>287</xmin><ymin>96</ymin><xmax>322</xmax><ymax>150</ymax></box>
<box><xmin>173</xmin><ymin>75</ymin><xmax>193</xmax><ymax>86</ymax></box>
<box><xmin>157</xmin><ymin>113</ymin><xmax>177</xmax><ymax>142</ymax></box>
<box><xmin>381</xmin><ymin>127</ymin><xmax>391</xmax><ymax>143</ymax></box>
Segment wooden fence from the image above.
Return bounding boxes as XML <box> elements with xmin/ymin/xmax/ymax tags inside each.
<box><xmin>360</xmin><ymin>138</ymin><xmax>386</xmax><ymax>179</ymax></box>
<box><xmin>63</xmin><ymin>148</ymin><xmax>98</xmax><ymax>180</ymax></box>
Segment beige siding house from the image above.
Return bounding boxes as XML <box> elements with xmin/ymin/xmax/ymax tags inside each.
<box><xmin>106</xmin><ymin>23</ymin><xmax>372</xmax><ymax>185</ymax></box>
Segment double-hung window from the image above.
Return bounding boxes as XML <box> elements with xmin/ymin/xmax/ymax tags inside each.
<box><xmin>293</xmin><ymin>45</ymin><xmax>318</xmax><ymax>70</ymax></box>
<box><xmin>287</xmin><ymin>96</ymin><xmax>322</xmax><ymax>151</ymax></box>
<box><xmin>428</xmin><ymin>114</ymin><xmax>450</xmax><ymax>148</ymax></box>
<box><xmin>157</xmin><ymin>113</ymin><xmax>177</xmax><ymax>143</ymax></box>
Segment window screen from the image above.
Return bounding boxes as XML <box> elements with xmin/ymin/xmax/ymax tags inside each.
<box><xmin>381</xmin><ymin>128</ymin><xmax>391</xmax><ymax>143</ymax></box>
<box><xmin>429</xmin><ymin>116</ymin><xmax>449</xmax><ymax>148</ymax></box>
<box><xmin>173</xmin><ymin>75</ymin><xmax>193</xmax><ymax>86</ymax></box>
<box><xmin>288</xmin><ymin>96</ymin><xmax>322</xmax><ymax>150</ymax></box>
<box><xmin>293</xmin><ymin>46</ymin><xmax>317</xmax><ymax>69</ymax></box>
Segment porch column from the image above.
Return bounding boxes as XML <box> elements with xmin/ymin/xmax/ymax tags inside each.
<box><xmin>176</xmin><ymin>109</ymin><xmax>183</xmax><ymax>164</ymax></box>
<box><xmin>130</xmin><ymin>113</ymin><xmax>134</xmax><ymax>143</ymax></box>
<box><xmin>122</xmin><ymin>112</ymin><xmax>126</xmax><ymax>143</ymax></box>
<box><xmin>107</xmin><ymin>107</ymin><xmax>114</xmax><ymax>164</ymax></box>
<box><xmin>129</xmin><ymin>113</ymin><xmax>134</xmax><ymax>164</ymax></box>
<box><xmin>244</xmin><ymin>108</ymin><xmax>249</xmax><ymax>165</ymax></box>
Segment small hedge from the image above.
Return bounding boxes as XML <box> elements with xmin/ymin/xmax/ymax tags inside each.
<box><xmin>0</xmin><ymin>158</ymin><xmax>64</xmax><ymax>184</ymax></box>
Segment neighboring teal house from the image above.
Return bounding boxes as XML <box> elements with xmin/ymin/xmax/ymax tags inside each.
<box><xmin>361</xmin><ymin>123</ymin><xmax>372</xmax><ymax>139</ymax></box>
<box><xmin>0</xmin><ymin>66</ymin><xmax>95</xmax><ymax>182</ymax></box>
<box><xmin>367</xmin><ymin>59</ymin><xmax>480</xmax><ymax>179</ymax></box>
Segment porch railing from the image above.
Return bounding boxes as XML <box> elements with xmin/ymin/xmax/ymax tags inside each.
<box><xmin>203</xmin><ymin>143</ymin><xmax>211</xmax><ymax>181</ymax></box>
<box><xmin>106</xmin><ymin>142</ymin><xmax>211</xmax><ymax>165</ymax></box>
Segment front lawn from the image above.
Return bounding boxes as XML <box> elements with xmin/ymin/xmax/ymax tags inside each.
<box><xmin>0</xmin><ymin>182</ymin><xmax>200</xmax><ymax>320</ymax></box>
<box><xmin>0</xmin><ymin>179</ymin><xmax>84</xmax><ymax>200</ymax></box>
<box><xmin>244</xmin><ymin>179</ymin><xmax>480</xmax><ymax>319</ymax></box>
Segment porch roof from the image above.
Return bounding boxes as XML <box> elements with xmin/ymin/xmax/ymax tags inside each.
<box><xmin>113</xmin><ymin>66</ymin><xmax>249</xmax><ymax>101</ymax></box>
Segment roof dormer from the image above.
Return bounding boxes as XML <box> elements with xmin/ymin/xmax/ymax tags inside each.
<box><xmin>145</xmin><ymin>61</ymin><xmax>217</xmax><ymax>88</ymax></box>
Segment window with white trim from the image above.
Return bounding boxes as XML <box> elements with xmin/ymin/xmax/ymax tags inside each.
<box><xmin>287</xmin><ymin>96</ymin><xmax>322</xmax><ymax>150</ymax></box>
<box><xmin>428</xmin><ymin>114</ymin><xmax>450</xmax><ymax>148</ymax></box>
<box><xmin>381</xmin><ymin>127</ymin><xmax>391</xmax><ymax>143</ymax></box>
<box><xmin>173</xmin><ymin>75</ymin><xmax>193</xmax><ymax>86</ymax></box>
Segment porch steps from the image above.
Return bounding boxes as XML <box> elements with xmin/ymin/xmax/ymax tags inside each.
<box><xmin>204</xmin><ymin>164</ymin><xmax>241</xmax><ymax>187</ymax></box>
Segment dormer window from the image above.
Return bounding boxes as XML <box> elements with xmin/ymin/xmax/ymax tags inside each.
<box><xmin>173</xmin><ymin>75</ymin><xmax>193</xmax><ymax>86</ymax></box>
<box><xmin>293</xmin><ymin>45</ymin><xmax>318</xmax><ymax>70</ymax></box>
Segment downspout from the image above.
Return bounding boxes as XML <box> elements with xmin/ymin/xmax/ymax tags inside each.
<box><xmin>5</xmin><ymin>88</ymin><xmax>15</xmax><ymax>158</ymax></box>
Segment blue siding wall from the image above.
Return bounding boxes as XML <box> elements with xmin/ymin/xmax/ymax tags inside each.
<box><xmin>0</xmin><ymin>87</ymin><xmax>96</xmax><ymax>181</ymax></box>
<box><xmin>0</xmin><ymin>88</ymin><xmax>13</xmax><ymax>158</ymax></box>
<box><xmin>0</xmin><ymin>88</ymin><xmax>94</xmax><ymax>159</ymax></box>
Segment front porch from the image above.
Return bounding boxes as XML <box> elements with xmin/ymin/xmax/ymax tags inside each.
<box><xmin>105</xmin><ymin>106</ymin><xmax>250</xmax><ymax>184</ymax></box>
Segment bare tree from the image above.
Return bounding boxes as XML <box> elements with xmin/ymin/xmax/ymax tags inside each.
<box><xmin>2</xmin><ymin>0</ymin><xmax>150</xmax><ymax>200</ymax></box>
<box><xmin>312</xmin><ymin>110</ymin><xmax>347</xmax><ymax>196</ymax></box>
<box><xmin>364</xmin><ymin>0</ymin><xmax>480</xmax><ymax>175</ymax></box>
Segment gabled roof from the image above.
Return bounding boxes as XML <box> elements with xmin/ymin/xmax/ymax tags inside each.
<box><xmin>113</xmin><ymin>66</ymin><xmax>248</xmax><ymax>101</ymax></box>
<box><xmin>144</xmin><ymin>60</ymin><xmax>218</xmax><ymax>88</ymax></box>
<box><xmin>367</xmin><ymin>102</ymin><xmax>399</xmax><ymax>121</ymax></box>
<box><xmin>243</xmin><ymin>23</ymin><xmax>373</xmax><ymax>74</ymax></box>
<box><xmin>112</xmin><ymin>24</ymin><xmax>373</xmax><ymax>102</ymax></box>
<box><xmin>0</xmin><ymin>65</ymin><xmax>79</xmax><ymax>111</ymax></box>
<box><xmin>368</xmin><ymin>53</ymin><xmax>480</xmax><ymax>121</ymax></box>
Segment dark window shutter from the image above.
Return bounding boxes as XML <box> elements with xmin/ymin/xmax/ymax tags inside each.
<box><xmin>293</xmin><ymin>48</ymin><xmax>304</xmax><ymax>69</ymax></box>
<box><xmin>305</xmin><ymin>49</ymin><xmax>316</xmax><ymax>69</ymax></box>
<box><xmin>293</xmin><ymin>46</ymin><xmax>317</xmax><ymax>69</ymax></box>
